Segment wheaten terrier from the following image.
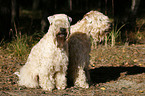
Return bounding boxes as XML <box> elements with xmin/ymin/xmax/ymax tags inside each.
<box><xmin>15</xmin><ymin>14</ymin><xmax>72</xmax><ymax>91</ymax></box>
<box><xmin>67</xmin><ymin>11</ymin><xmax>110</xmax><ymax>88</ymax></box>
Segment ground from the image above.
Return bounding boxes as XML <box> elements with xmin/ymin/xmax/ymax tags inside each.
<box><xmin>0</xmin><ymin>44</ymin><xmax>145</xmax><ymax>96</ymax></box>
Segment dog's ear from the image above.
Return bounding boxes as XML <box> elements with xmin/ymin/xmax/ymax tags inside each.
<box><xmin>48</xmin><ymin>16</ymin><xmax>55</xmax><ymax>24</ymax></box>
<box><xmin>68</xmin><ymin>17</ymin><xmax>72</xmax><ymax>23</ymax></box>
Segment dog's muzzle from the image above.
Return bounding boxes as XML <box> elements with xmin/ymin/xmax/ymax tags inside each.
<box><xmin>56</xmin><ymin>27</ymin><xmax>68</xmax><ymax>48</ymax></box>
<box><xmin>56</xmin><ymin>28</ymin><xmax>68</xmax><ymax>40</ymax></box>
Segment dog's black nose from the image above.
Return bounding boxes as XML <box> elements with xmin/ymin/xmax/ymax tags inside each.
<box><xmin>60</xmin><ymin>28</ymin><xmax>66</xmax><ymax>32</ymax></box>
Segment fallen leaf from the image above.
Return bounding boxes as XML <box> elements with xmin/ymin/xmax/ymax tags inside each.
<box><xmin>92</xmin><ymin>64</ymin><xmax>95</xmax><ymax>67</ymax></box>
<box><xmin>138</xmin><ymin>90</ymin><xmax>144</xmax><ymax>93</ymax></box>
<box><xmin>100</xmin><ymin>87</ymin><xmax>106</xmax><ymax>90</ymax></box>
<box><xmin>125</xmin><ymin>62</ymin><xmax>129</xmax><ymax>65</ymax></box>
<box><xmin>138</xmin><ymin>64</ymin><xmax>142</xmax><ymax>66</ymax></box>
<box><xmin>133</xmin><ymin>59</ymin><xmax>138</xmax><ymax>62</ymax></box>
<box><xmin>122</xmin><ymin>48</ymin><xmax>125</xmax><ymax>53</ymax></box>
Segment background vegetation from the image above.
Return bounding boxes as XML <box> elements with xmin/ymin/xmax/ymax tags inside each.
<box><xmin>0</xmin><ymin>0</ymin><xmax>145</xmax><ymax>60</ymax></box>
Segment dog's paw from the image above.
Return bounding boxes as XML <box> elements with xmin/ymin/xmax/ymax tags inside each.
<box><xmin>42</xmin><ymin>86</ymin><xmax>54</xmax><ymax>91</ymax></box>
<box><xmin>57</xmin><ymin>86</ymin><xmax>65</xmax><ymax>90</ymax></box>
<box><xmin>40</xmin><ymin>82</ymin><xmax>55</xmax><ymax>91</ymax></box>
<box><xmin>75</xmin><ymin>81</ymin><xmax>89</xmax><ymax>89</ymax></box>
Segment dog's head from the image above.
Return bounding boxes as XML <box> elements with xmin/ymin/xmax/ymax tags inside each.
<box><xmin>48</xmin><ymin>14</ymin><xmax>72</xmax><ymax>48</ymax></box>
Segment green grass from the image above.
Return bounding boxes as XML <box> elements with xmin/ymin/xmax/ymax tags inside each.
<box><xmin>4</xmin><ymin>31</ymin><xmax>44</xmax><ymax>60</ymax></box>
<box><xmin>2</xmin><ymin>17</ymin><xmax>145</xmax><ymax>61</ymax></box>
<box><xmin>105</xmin><ymin>24</ymin><xmax>125</xmax><ymax>47</ymax></box>
<box><xmin>6</xmin><ymin>34</ymin><xmax>30</xmax><ymax>60</ymax></box>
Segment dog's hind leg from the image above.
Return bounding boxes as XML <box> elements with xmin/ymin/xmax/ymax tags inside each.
<box><xmin>18</xmin><ymin>65</ymin><xmax>39</xmax><ymax>88</ymax></box>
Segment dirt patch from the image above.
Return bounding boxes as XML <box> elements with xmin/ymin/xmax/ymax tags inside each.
<box><xmin>0</xmin><ymin>45</ymin><xmax>145</xmax><ymax>95</ymax></box>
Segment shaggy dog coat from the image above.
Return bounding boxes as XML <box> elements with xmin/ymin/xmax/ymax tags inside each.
<box><xmin>16</xmin><ymin>14</ymin><xmax>72</xmax><ymax>91</ymax></box>
<box><xmin>67</xmin><ymin>32</ymin><xmax>91</xmax><ymax>88</ymax></box>
<box><xmin>67</xmin><ymin>11</ymin><xmax>110</xmax><ymax>88</ymax></box>
<box><xmin>71</xmin><ymin>11</ymin><xmax>110</xmax><ymax>46</ymax></box>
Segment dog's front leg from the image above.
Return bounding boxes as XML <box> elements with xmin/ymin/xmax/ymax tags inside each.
<box><xmin>75</xmin><ymin>67</ymin><xmax>89</xmax><ymax>88</ymax></box>
<box><xmin>39</xmin><ymin>70</ymin><xmax>55</xmax><ymax>91</ymax></box>
<box><xmin>55</xmin><ymin>71</ymin><xmax>67</xmax><ymax>90</ymax></box>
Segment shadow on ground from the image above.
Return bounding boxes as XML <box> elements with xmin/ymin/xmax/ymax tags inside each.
<box><xmin>89</xmin><ymin>66</ymin><xmax>145</xmax><ymax>84</ymax></box>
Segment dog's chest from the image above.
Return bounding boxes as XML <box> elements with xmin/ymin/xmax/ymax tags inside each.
<box><xmin>52</xmin><ymin>48</ymin><xmax>68</xmax><ymax>71</ymax></box>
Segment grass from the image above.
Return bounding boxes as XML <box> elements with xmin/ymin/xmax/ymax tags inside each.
<box><xmin>2</xmin><ymin>24</ymin><xmax>142</xmax><ymax>61</ymax></box>
<box><xmin>5</xmin><ymin>33</ymin><xmax>30</xmax><ymax>60</ymax></box>
<box><xmin>3</xmin><ymin>31</ymin><xmax>44</xmax><ymax>61</ymax></box>
<box><xmin>105</xmin><ymin>24</ymin><xmax>125</xmax><ymax>47</ymax></box>
<box><xmin>1</xmin><ymin>9</ymin><xmax>145</xmax><ymax>61</ymax></box>
<box><xmin>135</xmin><ymin>21</ymin><xmax>145</xmax><ymax>41</ymax></box>
<box><xmin>90</xmin><ymin>45</ymin><xmax>145</xmax><ymax>68</ymax></box>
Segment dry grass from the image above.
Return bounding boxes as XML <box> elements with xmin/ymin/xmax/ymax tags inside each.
<box><xmin>2</xmin><ymin>31</ymin><xmax>44</xmax><ymax>61</ymax></box>
<box><xmin>90</xmin><ymin>45</ymin><xmax>145</xmax><ymax>68</ymax></box>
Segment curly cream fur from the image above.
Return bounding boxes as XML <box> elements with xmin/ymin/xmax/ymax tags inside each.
<box><xmin>71</xmin><ymin>11</ymin><xmax>110</xmax><ymax>46</ymax></box>
<box><xmin>16</xmin><ymin>14</ymin><xmax>71</xmax><ymax>91</ymax></box>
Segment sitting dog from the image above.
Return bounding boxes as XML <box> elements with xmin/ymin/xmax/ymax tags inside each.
<box><xmin>15</xmin><ymin>14</ymin><xmax>72</xmax><ymax>91</ymax></box>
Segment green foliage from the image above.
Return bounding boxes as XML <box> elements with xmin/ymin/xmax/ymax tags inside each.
<box><xmin>105</xmin><ymin>24</ymin><xmax>125</xmax><ymax>47</ymax></box>
<box><xmin>6</xmin><ymin>33</ymin><xmax>30</xmax><ymax>60</ymax></box>
<box><xmin>5</xmin><ymin>31</ymin><xmax>45</xmax><ymax>60</ymax></box>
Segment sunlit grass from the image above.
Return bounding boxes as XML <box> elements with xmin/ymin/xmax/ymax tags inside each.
<box><xmin>105</xmin><ymin>24</ymin><xmax>125</xmax><ymax>47</ymax></box>
<box><xmin>90</xmin><ymin>45</ymin><xmax>145</xmax><ymax>68</ymax></box>
<box><xmin>4</xmin><ymin>31</ymin><xmax>44</xmax><ymax>60</ymax></box>
<box><xmin>5</xmin><ymin>33</ymin><xmax>30</xmax><ymax>60</ymax></box>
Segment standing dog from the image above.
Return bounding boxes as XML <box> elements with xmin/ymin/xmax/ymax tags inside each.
<box><xmin>67</xmin><ymin>11</ymin><xmax>110</xmax><ymax>88</ymax></box>
<box><xmin>68</xmin><ymin>32</ymin><xmax>91</xmax><ymax>88</ymax></box>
